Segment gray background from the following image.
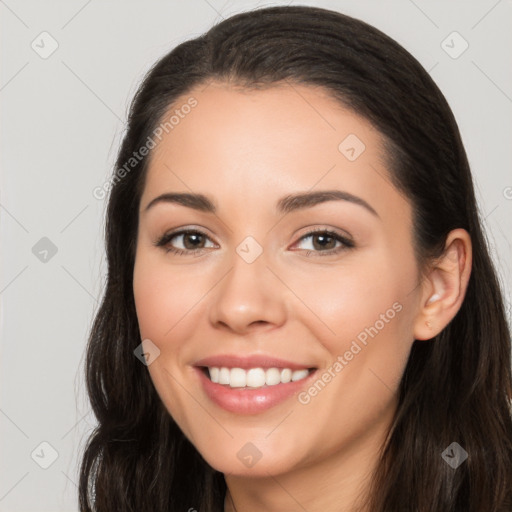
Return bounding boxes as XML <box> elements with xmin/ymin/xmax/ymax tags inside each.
<box><xmin>1</xmin><ymin>0</ymin><xmax>511</xmax><ymax>510</ymax></box>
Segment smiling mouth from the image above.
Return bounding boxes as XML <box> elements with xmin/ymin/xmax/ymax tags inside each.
<box><xmin>199</xmin><ymin>366</ymin><xmax>316</xmax><ymax>389</ymax></box>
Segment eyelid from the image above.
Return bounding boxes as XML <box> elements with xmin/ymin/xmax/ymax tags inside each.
<box><xmin>293</xmin><ymin>225</ymin><xmax>354</xmax><ymax>244</ymax></box>
<box><xmin>152</xmin><ymin>225</ymin><xmax>215</xmax><ymax>244</ymax></box>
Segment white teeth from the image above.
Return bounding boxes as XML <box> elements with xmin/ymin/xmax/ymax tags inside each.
<box><xmin>218</xmin><ymin>367</ymin><xmax>230</xmax><ymax>385</ymax></box>
<box><xmin>247</xmin><ymin>368</ymin><xmax>266</xmax><ymax>387</ymax></box>
<box><xmin>265</xmin><ymin>368</ymin><xmax>280</xmax><ymax>386</ymax></box>
<box><xmin>280</xmin><ymin>368</ymin><xmax>292</xmax><ymax>383</ymax></box>
<box><xmin>207</xmin><ymin>366</ymin><xmax>312</xmax><ymax>389</ymax></box>
<box><xmin>230</xmin><ymin>368</ymin><xmax>246</xmax><ymax>388</ymax></box>
<box><xmin>209</xmin><ymin>367</ymin><xmax>219</xmax><ymax>383</ymax></box>
<box><xmin>291</xmin><ymin>369</ymin><xmax>309</xmax><ymax>381</ymax></box>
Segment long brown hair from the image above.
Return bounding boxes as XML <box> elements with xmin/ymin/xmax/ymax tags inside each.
<box><xmin>79</xmin><ymin>5</ymin><xmax>512</xmax><ymax>511</ymax></box>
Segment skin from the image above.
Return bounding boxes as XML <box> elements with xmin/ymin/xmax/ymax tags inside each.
<box><xmin>132</xmin><ymin>80</ymin><xmax>472</xmax><ymax>512</ymax></box>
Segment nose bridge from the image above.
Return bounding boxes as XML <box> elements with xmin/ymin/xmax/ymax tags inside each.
<box><xmin>209</xmin><ymin>236</ymin><xmax>286</xmax><ymax>332</ymax></box>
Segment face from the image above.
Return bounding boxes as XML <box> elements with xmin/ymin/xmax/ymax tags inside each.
<box><xmin>133</xmin><ymin>81</ymin><xmax>423</xmax><ymax>477</ymax></box>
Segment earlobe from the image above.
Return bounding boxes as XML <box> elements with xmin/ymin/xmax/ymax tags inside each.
<box><xmin>413</xmin><ymin>229</ymin><xmax>472</xmax><ymax>341</ymax></box>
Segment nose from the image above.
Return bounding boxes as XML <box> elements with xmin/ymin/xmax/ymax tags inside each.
<box><xmin>208</xmin><ymin>248</ymin><xmax>287</xmax><ymax>335</ymax></box>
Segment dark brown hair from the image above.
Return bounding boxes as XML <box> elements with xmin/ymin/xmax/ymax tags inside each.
<box><xmin>79</xmin><ymin>5</ymin><xmax>512</xmax><ymax>511</ymax></box>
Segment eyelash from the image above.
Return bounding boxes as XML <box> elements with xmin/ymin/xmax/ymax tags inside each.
<box><xmin>154</xmin><ymin>227</ymin><xmax>355</xmax><ymax>258</ymax></box>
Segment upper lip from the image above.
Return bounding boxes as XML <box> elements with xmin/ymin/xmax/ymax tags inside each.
<box><xmin>193</xmin><ymin>354</ymin><xmax>317</xmax><ymax>370</ymax></box>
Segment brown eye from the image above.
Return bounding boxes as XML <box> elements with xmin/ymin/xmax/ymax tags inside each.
<box><xmin>155</xmin><ymin>229</ymin><xmax>216</xmax><ymax>255</ymax></box>
<box><xmin>311</xmin><ymin>233</ymin><xmax>337</xmax><ymax>250</ymax></box>
<box><xmin>180</xmin><ymin>232</ymin><xmax>207</xmax><ymax>250</ymax></box>
<box><xmin>294</xmin><ymin>229</ymin><xmax>355</xmax><ymax>257</ymax></box>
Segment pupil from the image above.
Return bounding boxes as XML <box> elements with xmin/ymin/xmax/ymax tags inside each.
<box><xmin>185</xmin><ymin>233</ymin><xmax>203</xmax><ymax>249</ymax></box>
<box><xmin>314</xmin><ymin>234</ymin><xmax>334</xmax><ymax>250</ymax></box>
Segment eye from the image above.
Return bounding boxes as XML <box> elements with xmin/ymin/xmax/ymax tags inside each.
<box><xmin>154</xmin><ymin>229</ymin><xmax>216</xmax><ymax>256</ymax></box>
<box><xmin>293</xmin><ymin>228</ymin><xmax>355</xmax><ymax>257</ymax></box>
<box><xmin>154</xmin><ymin>227</ymin><xmax>355</xmax><ymax>258</ymax></box>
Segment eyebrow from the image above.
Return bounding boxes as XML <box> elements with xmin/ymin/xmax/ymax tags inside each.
<box><xmin>143</xmin><ymin>190</ymin><xmax>379</xmax><ymax>218</ymax></box>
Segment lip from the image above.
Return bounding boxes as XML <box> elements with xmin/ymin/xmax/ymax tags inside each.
<box><xmin>193</xmin><ymin>353</ymin><xmax>316</xmax><ymax>371</ymax></box>
<box><xmin>192</xmin><ymin>355</ymin><xmax>318</xmax><ymax>414</ymax></box>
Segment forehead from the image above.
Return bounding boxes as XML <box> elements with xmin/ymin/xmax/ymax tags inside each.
<box><xmin>142</xmin><ymin>81</ymin><xmax>403</xmax><ymax>217</ymax></box>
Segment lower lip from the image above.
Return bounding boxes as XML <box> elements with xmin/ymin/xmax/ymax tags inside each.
<box><xmin>195</xmin><ymin>367</ymin><xmax>317</xmax><ymax>414</ymax></box>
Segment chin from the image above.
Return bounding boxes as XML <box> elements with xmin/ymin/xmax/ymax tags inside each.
<box><xmin>195</xmin><ymin>439</ymin><xmax>304</xmax><ymax>478</ymax></box>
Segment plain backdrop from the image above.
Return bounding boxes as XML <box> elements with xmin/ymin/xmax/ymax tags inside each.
<box><xmin>1</xmin><ymin>0</ymin><xmax>511</xmax><ymax>510</ymax></box>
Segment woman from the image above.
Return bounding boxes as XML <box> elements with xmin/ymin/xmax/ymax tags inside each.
<box><xmin>79</xmin><ymin>5</ymin><xmax>512</xmax><ymax>511</ymax></box>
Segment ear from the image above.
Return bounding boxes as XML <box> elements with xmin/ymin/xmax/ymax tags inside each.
<box><xmin>413</xmin><ymin>228</ymin><xmax>472</xmax><ymax>340</ymax></box>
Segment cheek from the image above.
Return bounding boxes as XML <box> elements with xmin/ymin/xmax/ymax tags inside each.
<box><xmin>132</xmin><ymin>255</ymin><xmax>208</xmax><ymax>430</ymax></box>
<box><xmin>291</xmin><ymin>249</ymin><xmax>417</xmax><ymax>395</ymax></box>
<box><xmin>132</xmin><ymin>255</ymin><xmax>207</xmax><ymax>345</ymax></box>
<box><xmin>288</xmin><ymin>256</ymin><xmax>410</xmax><ymax>344</ymax></box>
<box><xmin>289</xmin><ymin>264</ymin><xmax>414</xmax><ymax>449</ymax></box>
